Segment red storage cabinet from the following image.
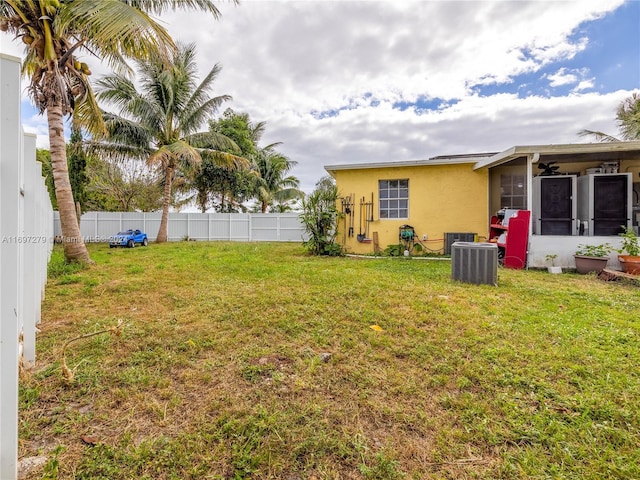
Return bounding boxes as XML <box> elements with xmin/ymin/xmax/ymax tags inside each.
<box><xmin>489</xmin><ymin>209</ymin><xmax>531</xmax><ymax>269</ymax></box>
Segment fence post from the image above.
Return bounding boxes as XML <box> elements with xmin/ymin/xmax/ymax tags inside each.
<box><xmin>0</xmin><ymin>53</ymin><xmax>23</xmax><ymax>480</ymax></box>
<box><xmin>22</xmin><ymin>133</ymin><xmax>37</xmax><ymax>363</ymax></box>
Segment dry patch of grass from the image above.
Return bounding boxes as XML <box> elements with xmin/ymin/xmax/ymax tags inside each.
<box><xmin>19</xmin><ymin>242</ymin><xmax>640</xmax><ymax>479</ymax></box>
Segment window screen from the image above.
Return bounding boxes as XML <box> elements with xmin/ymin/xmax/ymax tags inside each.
<box><xmin>379</xmin><ymin>179</ymin><xmax>409</xmax><ymax>219</ymax></box>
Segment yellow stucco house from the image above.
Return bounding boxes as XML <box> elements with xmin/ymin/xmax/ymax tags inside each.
<box><xmin>325</xmin><ymin>141</ymin><xmax>640</xmax><ymax>268</ymax></box>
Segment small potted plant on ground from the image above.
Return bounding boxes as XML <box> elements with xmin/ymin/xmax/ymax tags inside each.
<box><xmin>617</xmin><ymin>226</ymin><xmax>640</xmax><ymax>275</ymax></box>
<box><xmin>545</xmin><ymin>254</ymin><xmax>562</xmax><ymax>274</ymax></box>
<box><xmin>574</xmin><ymin>243</ymin><xmax>612</xmax><ymax>274</ymax></box>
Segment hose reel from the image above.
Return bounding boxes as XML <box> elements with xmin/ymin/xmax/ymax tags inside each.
<box><xmin>399</xmin><ymin>225</ymin><xmax>416</xmax><ymax>254</ymax></box>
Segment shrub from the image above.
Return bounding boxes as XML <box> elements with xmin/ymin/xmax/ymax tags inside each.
<box><xmin>300</xmin><ymin>177</ymin><xmax>343</xmax><ymax>256</ymax></box>
<box><xmin>575</xmin><ymin>243</ymin><xmax>613</xmax><ymax>258</ymax></box>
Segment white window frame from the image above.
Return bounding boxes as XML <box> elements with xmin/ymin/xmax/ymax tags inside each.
<box><xmin>379</xmin><ymin>179</ymin><xmax>409</xmax><ymax>219</ymax></box>
<box><xmin>500</xmin><ymin>174</ymin><xmax>527</xmax><ymax>209</ymax></box>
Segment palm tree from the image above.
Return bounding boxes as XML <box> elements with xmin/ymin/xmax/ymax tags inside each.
<box><xmin>579</xmin><ymin>93</ymin><xmax>640</xmax><ymax>142</ymax></box>
<box><xmin>95</xmin><ymin>43</ymin><xmax>247</xmax><ymax>242</ymax></box>
<box><xmin>0</xmin><ymin>0</ymin><xmax>229</xmax><ymax>262</ymax></box>
<box><xmin>254</xmin><ymin>145</ymin><xmax>304</xmax><ymax>213</ymax></box>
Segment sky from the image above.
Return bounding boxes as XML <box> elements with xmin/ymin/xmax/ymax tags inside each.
<box><xmin>1</xmin><ymin>0</ymin><xmax>639</xmax><ymax>195</ymax></box>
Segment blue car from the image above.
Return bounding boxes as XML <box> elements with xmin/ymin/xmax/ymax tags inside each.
<box><xmin>109</xmin><ymin>229</ymin><xmax>148</xmax><ymax>248</ymax></box>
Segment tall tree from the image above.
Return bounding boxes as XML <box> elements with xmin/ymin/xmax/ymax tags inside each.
<box><xmin>0</xmin><ymin>0</ymin><xmax>229</xmax><ymax>262</ymax></box>
<box><xmin>85</xmin><ymin>158</ymin><xmax>164</xmax><ymax>212</ymax></box>
<box><xmin>199</xmin><ymin>109</ymin><xmax>302</xmax><ymax>213</ymax></box>
<box><xmin>67</xmin><ymin>123</ymin><xmax>88</xmax><ymax>223</ymax></box>
<box><xmin>579</xmin><ymin>93</ymin><xmax>640</xmax><ymax>142</ymax></box>
<box><xmin>193</xmin><ymin>109</ymin><xmax>258</xmax><ymax>212</ymax></box>
<box><xmin>96</xmin><ymin>43</ymin><xmax>247</xmax><ymax>242</ymax></box>
<box><xmin>254</xmin><ymin>145</ymin><xmax>304</xmax><ymax>213</ymax></box>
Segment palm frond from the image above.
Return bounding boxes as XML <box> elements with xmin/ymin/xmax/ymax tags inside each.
<box><xmin>95</xmin><ymin>74</ymin><xmax>139</xmax><ymax>107</ymax></box>
<box><xmin>102</xmin><ymin>113</ymin><xmax>153</xmax><ymax>150</ymax></box>
<box><xmin>200</xmin><ymin>149</ymin><xmax>250</xmax><ymax>170</ymax></box>
<box><xmin>84</xmin><ymin>140</ymin><xmax>150</xmax><ymax>163</ymax></box>
<box><xmin>250</xmin><ymin>120</ymin><xmax>267</xmax><ymax>143</ymax></box>
<box><xmin>74</xmin><ymin>83</ymin><xmax>107</xmax><ymax>138</ymax></box>
<box><xmin>577</xmin><ymin>129</ymin><xmax>621</xmax><ymax>143</ymax></box>
<box><xmin>186</xmin><ymin>131</ymin><xmax>241</xmax><ymax>153</ymax></box>
<box><xmin>148</xmin><ymin>140</ymin><xmax>203</xmax><ymax>168</ymax></box>
<box><xmin>60</xmin><ymin>1</ymin><xmax>176</xmax><ymax>68</ymax></box>
<box><xmin>273</xmin><ymin>185</ymin><xmax>305</xmax><ymax>200</ymax></box>
<box><xmin>117</xmin><ymin>0</ymin><xmax>228</xmax><ymax>17</ymax></box>
<box><xmin>617</xmin><ymin>93</ymin><xmax>640</xmax><ymax>141</ymax></box>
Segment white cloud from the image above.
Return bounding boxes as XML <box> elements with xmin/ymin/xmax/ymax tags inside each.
<box><xmin>547</xmin><ymin>68</ymin><xmax>579</xmax><ymax>87</ymax></box>
<box><xmin>1</xmin><ymin>0</ymin><xmax>632</xmax><ymax>193</ymax></box>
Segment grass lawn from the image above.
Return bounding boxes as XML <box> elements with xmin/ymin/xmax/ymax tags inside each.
<box><xmin>20</xmin><ymin>242</ymin><xmax>640</xmax><ymax>479</ymax></box>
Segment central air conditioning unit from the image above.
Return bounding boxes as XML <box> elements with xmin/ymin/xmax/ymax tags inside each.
<box><xmin>451</xmin><ymin>242</ymin><xmax>498</xmax><ymax>286</ymax></box>
<box><xmin>444</xmin><ymin>232</ymin><xmax>476</xmax><ymax>255</ymax></box>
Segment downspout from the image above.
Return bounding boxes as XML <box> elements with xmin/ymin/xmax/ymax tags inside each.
<box><xmin>527</xmin><ymin>153</ymin><xmax>539</xmax><ymax>209</ymax></box>
<box><xmin>527</xmin><ymin>152</ymin><xmax>540</xmax><ymax>240</ymax></box>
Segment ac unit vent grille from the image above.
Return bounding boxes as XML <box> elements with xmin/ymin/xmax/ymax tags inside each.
<box><xmin>444</xmin><ymin>232</ymin><xmax>476</xmax><ymax>255</ymax></box>
<box><xmin>451</xmin><ymin>242</ymin><xmax>498</xmax><ymax>286</ymax></box>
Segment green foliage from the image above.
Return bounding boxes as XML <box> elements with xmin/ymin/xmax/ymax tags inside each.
<box><xmin>83</xmin><ymin>157</ymin><xmax>163</xmax><ymax>212</ymax></box>
<box><xmin>300</xmin><ymin>176</ymin><xmax>343</xmax><ymax>255</ymax></box>
<box><xmin>47</xmin><ymin>248</ymin><xmax>87</xmax><ymax>277</ymax></box>
<box><xmin>67</xmin><ymin>125</ymin><xmax>88</xmax><ymax>213</ymax></box>
<box><xmin>36</xmin><ymin>149</ymin><xmax>57</xmax><ymax>208</ymax></box>
<box><xmin>384</xmin><ymin>244</ymin><xmax>404</xmax><ymax>256</ymax></box>
<box><xmin>192</xmin><ymin>158</ymin><xmax>254</xmax><ymax>212</ymax></box>
<box><xmin>618</xmin><ymin>226</ymin><xmax>640</xmax><ymax>256</ymax></box>
<box><xmin>385</xmin><ymin>242</ymin><xmax>424</xmax><ymax>257</ymax></box>
<box><xmin>209</xmin><ymin>108</ymin><xmax>257</xmax><ymax>157</ymax></box>
<box><xmin>253</xmin><ymin>146</ymin><xmax>303</xmax><ymax>213</ymax></box>
<box><xmin>575</xmin><ymin>243</ymin><xmax>613</xmax><ymax>258</ymax></box>
<box><xmin>42</xmin><ymin>445</ymin><xmax>65</xmax><ymax>480</ymax></box>
<box><xmin>198</xmin><ymin>109</ymin><xmax>302</xmax><ymax>213</ymax></box>
<box><xmin>359</xmin><ymin>452</ymin><xmax>405</xmax><ymax>479</ymax></box>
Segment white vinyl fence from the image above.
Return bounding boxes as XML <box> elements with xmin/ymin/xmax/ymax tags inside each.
<box><xmin>54</xmin><ymin>211</ymin><xmax>307</xmax><ymax>243</ymax></box>
<box><xmin>1</xmin><ymin>54</ymin><xmax>54</xmax><ymax>480</ymax></box>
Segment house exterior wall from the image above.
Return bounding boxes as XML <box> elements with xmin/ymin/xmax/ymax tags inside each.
<box><xmin>332</xmin><ymin>163</ymin><xmax>489</xmax><ymax>254</ymax></box>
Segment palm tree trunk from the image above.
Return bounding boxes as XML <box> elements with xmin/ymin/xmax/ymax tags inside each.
<box><xmin>261</xmin><ymin>200</ymin><xmax>268</xmax><ymax>213</ymax></box>
<box><xmin>47</xmin><ymin>105</ymin><xmax>92</xmax><ymax>264</ymax></box>
<box><xmin>197</xmin><ymin>188</ymin><xmax>207</xmax><ymax>213</ymax></box>
<box><xmin>156</xmin><ymin>165</ymin><xmax>174</xmax><ymax>243</ymax></box>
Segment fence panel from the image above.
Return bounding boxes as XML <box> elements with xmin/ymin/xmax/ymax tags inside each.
<box><xmin>1</xmin><ymin>53</ymin><xmax>54</xmax><ymax>480</ymax></box>
<box><xmin>1</xmin><ymin>54</ymin><xmax>22</xmax><ymax>480</ymax></box>
<box><xmin>55</xmin><ymin>211</ymin><xmax>307</xmax><ymax>243</ymax></box>
<box><xmin>183</xmin><ymin>213</ymin><xmax>206</xmax><ymax>240</ymax></box>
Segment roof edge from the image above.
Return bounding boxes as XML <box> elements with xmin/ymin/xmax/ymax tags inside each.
<box><xmin>325</xmin><ymin>154</ymin><xmax>494</xmax><ymax>173</ymax></box>
<box><xmin>473</xmin><ymin>141</ymin><xmax>640</xmax><ymax>170</ymax></box>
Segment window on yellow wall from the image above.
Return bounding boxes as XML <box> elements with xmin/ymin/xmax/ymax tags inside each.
<box><xmin>500</xmin><ymin>174</ymin><xmax>527</xmax><ymax>209</ymax></box>
<box><xmin>379</xmin><ymin>179</ymin><xmax>408</xmax><ymax>218</ymax></box>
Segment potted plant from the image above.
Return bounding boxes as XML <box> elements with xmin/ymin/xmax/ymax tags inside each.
<box><xmin>545</xmin><ymin>254</ymin><xmax>562</xmax><ymax>274</ymax></box>
<box><xmin>574</xmin><ymin>243</ymin><xmax>612</xmax><ymax>274</ymax></box>
<box><xmin>617</xmin><ymin>226</ymin><xmax>640</xmax><ymax>275</ymax></box>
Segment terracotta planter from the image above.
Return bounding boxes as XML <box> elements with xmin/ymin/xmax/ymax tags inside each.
<box><xmin>618</xmin><ymin>255</ymin><xmax>640</xmax><ymax>275</ymax></box>
<box><xmin>574</xmin><ymin>255</ymin><xmax>608</xmax><ymax>274</ymax></box>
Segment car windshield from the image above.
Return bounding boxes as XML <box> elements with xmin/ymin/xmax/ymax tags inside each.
<box><xmin>116</xmin><ymin>231</ymin><xmax>133</xmax><ymax>235</ymax></box>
